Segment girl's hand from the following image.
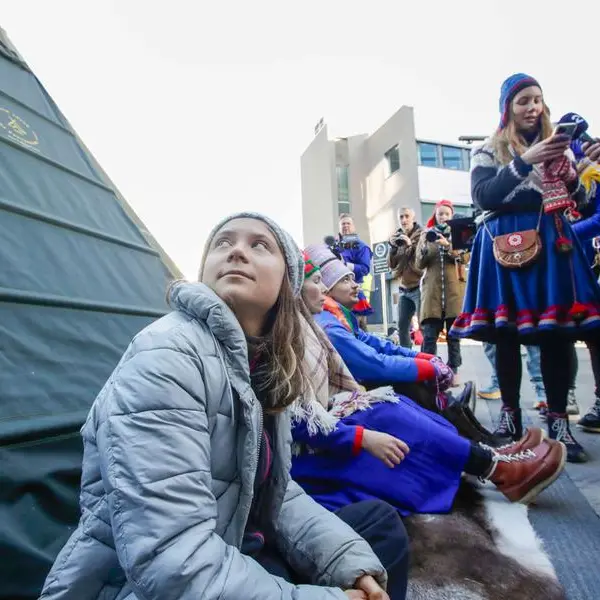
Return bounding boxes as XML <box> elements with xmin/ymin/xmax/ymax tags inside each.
<box><xmin>521</xmin><ymin>134</ymin><xmax>570</xmax><ymax>165</ymax></box>
<box><xmin>435</xmin><ymin>236</ymin><xmax>450</xmax><ymax>248</ymax></box>
<box><xmin>362</xmin><ymin>430</ymin><xmax>409</xmax><ymax>468</ymax></box>
<box><xmin>355</xmin><ymin>575</ymin><xmax>390</xmax><ymax>600</ymax></box>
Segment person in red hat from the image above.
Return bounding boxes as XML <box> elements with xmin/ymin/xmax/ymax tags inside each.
<box><xmin>416</xmin><ymin>199</ymin><xmax>469</xmax><ymax>387</ymax></box>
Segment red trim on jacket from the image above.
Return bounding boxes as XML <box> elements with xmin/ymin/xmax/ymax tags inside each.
<box><xmin>415</xmin><ymin>359</ymin><xmax>436</xmax><ymax>381</ymax></box>
<box><xmin>415</xmin><ymin>352</ymin><xmax>435</xmax><ymax>360</ymax></box>
<box><xmin>352</xmin><ymin>426</ymin><xmax>365</xmax><ymax>456</ymax></box>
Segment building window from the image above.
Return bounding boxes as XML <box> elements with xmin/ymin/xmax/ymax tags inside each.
<box><xmin>418</xmin><ymin>142</ymin><xmax>439</xmax><ymax>167</ymax></box>
<box><xmin>462</xmin><ymin>148</ymin><xmax>471</xmax><ymax>170</ymax></box>
<box><xmin>384</xmin><ymin>145</ymin><xmax>400</xmax><ymax>176</ymax></box>
<box><xmin>441</xmin><ymin>145</ymin><xmax>464</xmax><ymax>170</ymax></box>
<box><xmin>336</xmin><ymin>165</ymin><xmax>350</xmax><ymax>215</ymax></box>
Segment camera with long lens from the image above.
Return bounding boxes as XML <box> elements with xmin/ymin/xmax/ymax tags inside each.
<box><xmin>425</xmin><ymin>229</ymin><xmax>440</xmax><ymax>243</ymax></box>
<box><xmin>339</xmin><ymin>233</ymin><xmax>360</xmax><ymax>250</ymax></box>
<box><xmin>324</xmin><ymin>233</ymin><xmax>360</xmax><ymax>258</ymax></box>
<box><xmin>390</xmin><ymin>229</ymin><xmax>407</xmax><ymax>247</ymax></box>
<box><xmin>324</xmin><ymin>235</ymin><xmax>343</xmax><ymax>260</ymax></box>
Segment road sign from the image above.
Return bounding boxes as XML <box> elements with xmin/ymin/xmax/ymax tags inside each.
<box><xmin>372</xmin><ymin>241</ymin><xmax>391</xmax><ymax>275</ymax></box>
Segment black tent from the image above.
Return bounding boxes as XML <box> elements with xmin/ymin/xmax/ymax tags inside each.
<box><xmin>0</xmin><ymin>28</ymin><xmax>181</xmax><ymax>599</ymax></box>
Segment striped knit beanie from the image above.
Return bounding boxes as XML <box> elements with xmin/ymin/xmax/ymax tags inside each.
<box><xmin>499</xmin><ymin>73</ymin><xmax>541</xmax><ymax>130</ymax></box>
<box><xmin>303</xmin><ymin>251</ymin><xmax>320</xmax><ymax>279</ymax></box>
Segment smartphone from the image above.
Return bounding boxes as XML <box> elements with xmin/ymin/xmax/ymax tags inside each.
<box><xmin>553</xmin><ymin>122</ymin><xmax>578</xmax><ymax>139</ymax></box>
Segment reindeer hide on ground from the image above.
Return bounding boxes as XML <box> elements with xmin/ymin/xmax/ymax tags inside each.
<box><xmin>404</xmin><ymin>480</ymin><xmax>566</xmax><ymax>600</ymax></box>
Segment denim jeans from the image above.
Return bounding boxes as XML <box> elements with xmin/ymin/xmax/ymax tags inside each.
<box><xmin>397</xmin><ymin>287</ymin><xmax>421</xmax><ymax>349</ymax></box>
<box><xmin>524</xmin><ymin>346</ymin><xmax>546</xmax><ymax>398</ymax></box>
<box><xmin>482</xmin><ymin>342</ymin><xmax>545</xmax><ymax>398</ymax></box>
<box><xmin>421</xmin><ymin>318</ymin><xmax>461</xmax><ymax>372</ymax></box>
<box><xmin>588</xmin><ymin>341</ymin><xmax>600</xmax><ymax>398</ymax></box>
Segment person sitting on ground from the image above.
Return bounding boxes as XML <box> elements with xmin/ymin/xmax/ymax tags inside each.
<box><xmin>292</xmin><ymin>256</ymin><xmax>566</xmax><ymax>517</ymax></box>
<box><xmin>305</xmin><ymin>244</ymin><xmax>449</xmax><ymax>404</ymax></box>
<box><xmin>304</xmin><ymin>244</ymin><xmax>504</xmax><ymax>446</ymax></box>
<box><xmin>40</xmin><ymin>212</ymin><xmax>407</xmax><ymax>600</ymax></box>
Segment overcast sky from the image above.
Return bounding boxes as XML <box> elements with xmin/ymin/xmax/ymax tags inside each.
<box><xmin>2</xmin><ymin>0</ymin><xmax>599</xmax><ymax>278</ymax></box>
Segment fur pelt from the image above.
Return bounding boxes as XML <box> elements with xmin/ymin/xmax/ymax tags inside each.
<box><xmin>405</xmin><ymin>480</ymin><xmax>566</xmax><ymax>600</ymax></box>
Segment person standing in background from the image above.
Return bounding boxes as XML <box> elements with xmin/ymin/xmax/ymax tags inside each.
<box><xmin>417</xmin><ymin>200</ymin><xmax>469</xmax><ymax>386</ymax></box>
<box><xmin>388</xmin><ymin>207</ymin><xmax>423</xmax><ymax>348</ymax></box>
<box><xmin>338</xmin><ymin>214</ymin><xmax>374</xmax><ymax>331</ymax></box>
<box><xmin>451</xmin><ymin>74</ymin><xmax>600</xmax><ymax>462</ymax></box>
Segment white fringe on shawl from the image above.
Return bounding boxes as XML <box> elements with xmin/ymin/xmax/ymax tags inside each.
<box><xmin>290</xmin><ymin>315</ymin><xmax>398</xmax><ymax>445</ymax></box>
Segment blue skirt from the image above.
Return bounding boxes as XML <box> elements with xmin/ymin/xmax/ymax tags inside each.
<box><xmin>451</xmin><ymin>211</ymin><xmax>600</xmax><ymax>343</ymax></box>
<box><xmin>291</xmin><ymin>396</ymin><xmax>471</xmax><ymax>516</ymax></box>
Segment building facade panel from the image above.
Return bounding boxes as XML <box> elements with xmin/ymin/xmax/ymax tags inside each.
<box><xmin>300</xmin><ymin>108</ymin><xmax>475</xmax><ymax>327</ymax></box>
<box><xmin>300</xmin><ymin>125</ymin><xmax>338</xmax><ymax>245</ymax></box>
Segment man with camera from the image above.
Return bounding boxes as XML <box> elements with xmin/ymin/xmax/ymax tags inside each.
<box><xmin>388</xmin><ymin>207</ymin><xmax>423</xmax><ymax>348</ymax></box>
<box><xmin>332</xmin><ymin>214</ymin><xmax>374</xmax><ymax>330</ymax></box>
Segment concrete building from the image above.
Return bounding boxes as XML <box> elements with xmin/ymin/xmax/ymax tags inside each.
<box><xmin>300</xmin><ymin>106</ymin><xmax>475</xmax><ymax>326</ymax></box>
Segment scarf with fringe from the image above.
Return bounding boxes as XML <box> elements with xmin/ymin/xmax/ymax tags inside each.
<box><xmin>290</xmin><ymin>315</ymin><xmax>398</xmax><ymax>448</ymax></box>
<box><xmin>322</xmin><ymin>296</ymin><xmax>357</xmax><ymax>334</ymax></box>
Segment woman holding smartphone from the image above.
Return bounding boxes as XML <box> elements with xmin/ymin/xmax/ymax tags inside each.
<box><xmin>451</xmin><ymin>73</ymin><xmax>600</xmax><ymax>463</ymax></box>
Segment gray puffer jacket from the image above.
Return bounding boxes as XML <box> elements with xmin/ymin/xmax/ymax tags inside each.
<box><xmin>40</xmin><ymin>281</ymin><xmax>385</xmax><ymax>600</ymax></box>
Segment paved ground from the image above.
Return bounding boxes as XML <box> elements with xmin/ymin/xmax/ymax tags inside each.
<box><xmin>455</xmin><ymin>343</ymin><xmax>600</xmax><ymax>516</ymax></box>
<box><xmin>451</xmin><ymin>343</ymin><xmax>600</xmax><ymax>599</ymax></box>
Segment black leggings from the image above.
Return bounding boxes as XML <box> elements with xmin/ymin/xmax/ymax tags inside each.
<box><xmin>496</xmin><ymin>336</ymin><xmax>574</xmax><ymax>413</ymax></box>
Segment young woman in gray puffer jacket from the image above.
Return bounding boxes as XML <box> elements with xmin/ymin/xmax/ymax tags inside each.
<box><xmin>40</xmin><ymin>212</ymin><xmax>409</xmax><ymax>600</ymax></box>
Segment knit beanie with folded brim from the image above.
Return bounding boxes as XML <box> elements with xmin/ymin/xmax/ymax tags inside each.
<box><xmin>305</xmin><ymin>244</ymin><xmax>353</xmax><ymax>292</ymax></box>
<box><xmin>498</xmin><ymin>73</ymin><xmax>542</xmax><ymax>130</ymax></box>
<box><xmin>198</xmin><ymin>212</ymin><xmax>304</xmax><ymax>298</ymax></box>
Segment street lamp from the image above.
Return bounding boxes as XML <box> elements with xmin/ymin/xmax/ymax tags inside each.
<box><xmin>458</xmin><ymin>135</ymin><xmax>487</xmax><ymax>144</ymax></box>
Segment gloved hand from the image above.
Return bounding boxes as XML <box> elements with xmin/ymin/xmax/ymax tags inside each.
<box><xmin>542</xmin><ymin>156</ymin><xmax>578</xmax><ymax>214</ymax></box>
<box><xmin>430</xmin><ymin>356</ymin><xmax>453</xmax><ymax>391</ymax></box>
<box><xmin>545</xmin><ymin>155</ymin><xmax>577</xmax><ymax>184</ymax></box>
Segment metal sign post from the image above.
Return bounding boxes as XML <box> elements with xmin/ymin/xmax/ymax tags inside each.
<box><xmin>372</xmin><ymin>241</ymin><xmax>391</xmax><ymax>334</ymax></box>
<box><xmin>380</xmin><ymin>273</ymin><xmax>389</xmax><ymax>333</ymax></box>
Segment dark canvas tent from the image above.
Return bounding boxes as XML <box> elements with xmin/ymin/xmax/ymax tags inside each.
<box><xmin>0</xmin><ymin>28</ymin><xmax>182</xmax><ymax>599</ymax></box>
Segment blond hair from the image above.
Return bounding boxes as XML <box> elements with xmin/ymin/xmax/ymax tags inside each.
<box><xmin>490</xmin><ymin>105</ymin><xmax>553</xmax><ymax>165</ymax></box>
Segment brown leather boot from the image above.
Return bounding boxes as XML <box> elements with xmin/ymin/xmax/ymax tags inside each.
<box><xmin>487</xmin><ymin>439</ymin><xmax>566</xmax><ymax>504</ymax></box>
<box><xmin>492</xmin><ymin>427</ymin><xmax>545</xmax><ymax>456</ymax></box>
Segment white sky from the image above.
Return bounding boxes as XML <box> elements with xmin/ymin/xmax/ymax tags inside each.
<box><xmin>2</xmin><ymin>0</ymin><xmax>599</xmax><ymax>278</ymax></box>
